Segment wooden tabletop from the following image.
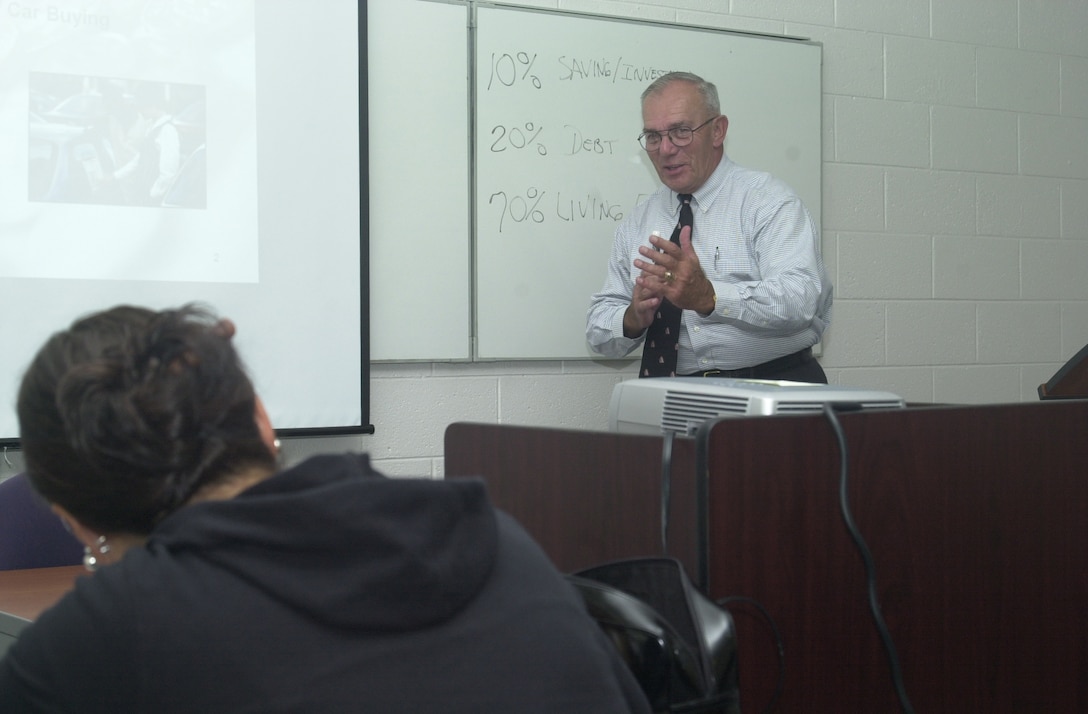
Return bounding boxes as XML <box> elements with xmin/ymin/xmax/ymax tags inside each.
<box><xmin>0</xmin><ymin>566</ymin><xmax>84</xmax><ymax>622</ymax></box>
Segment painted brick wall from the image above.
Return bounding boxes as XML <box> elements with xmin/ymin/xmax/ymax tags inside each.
<box><xmin>335</xmin><ymin>0</ymin><xmax>1088</xmax><ymax>478</ymax></box>
<box><xmin>9</xmin><ymin>0</ymin><xmax>1077</xmax><ymax>483</ymax></box>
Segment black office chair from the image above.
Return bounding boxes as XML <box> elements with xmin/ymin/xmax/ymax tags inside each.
<box><xmin>569</xmin><ymin>557</ymin><xmax>740</xmax><ymax>714</ymax></box>
<box><xmin>0</xmin><ymin>473</ymin><xmax>83</xmax><ymax>571</ymax></box>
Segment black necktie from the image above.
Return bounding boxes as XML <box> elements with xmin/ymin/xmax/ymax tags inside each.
<box><xmin>640</xmin><ymin>194</ymin><xmax>693</xmax><ymax>378</ymax></box>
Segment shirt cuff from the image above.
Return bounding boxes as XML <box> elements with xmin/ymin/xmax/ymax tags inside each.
<box><xmin>703</xmin><ymin>281</ymin><xmax>742</xmax><ymax>320</ymax></box>
<box><xmin>612</xmin><ymin>308</ymin><xmax>644</xmax><ymax>348</ymax></box>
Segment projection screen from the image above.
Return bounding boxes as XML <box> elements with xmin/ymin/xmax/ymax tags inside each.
<box><xmin>0</xmin><ymin>0</ymin><xmax>370</xmax><ymax>442</ymax></box>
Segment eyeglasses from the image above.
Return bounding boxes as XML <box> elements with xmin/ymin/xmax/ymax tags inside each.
<box><xmin>638</xmin><ymin>116</ymin><xmax>717</xmax><ymax>151</ymax></box>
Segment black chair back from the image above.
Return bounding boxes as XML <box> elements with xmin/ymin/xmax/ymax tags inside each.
<box><xmin>570</xmin><ymin>557</ymin><xmax>740</xmax><ymax>714</ymax></box>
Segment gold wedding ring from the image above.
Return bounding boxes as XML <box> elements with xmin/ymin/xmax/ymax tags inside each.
<box><xmin>664</xmin><ymin>271</ymin><xmax>674</xmax><ymax>283</ymax></box>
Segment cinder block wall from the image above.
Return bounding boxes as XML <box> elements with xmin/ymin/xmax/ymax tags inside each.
<box><xmin>333</xmin><ymin>0</ymin><xmax>1088</xmax><ymax>478</ymax></box>
<box><xmin>5</xmin><ymin>0</ymin><xmax>1083</xmax><ymax>483</ymax></box>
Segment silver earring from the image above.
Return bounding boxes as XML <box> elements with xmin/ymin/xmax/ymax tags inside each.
<box><xmin>83</xmin><ymin>535</ymin><xmax>111</xmax><ymax>572</ymax></box>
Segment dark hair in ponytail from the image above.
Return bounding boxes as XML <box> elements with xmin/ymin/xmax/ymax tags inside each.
<box><xmin>17</xmin><ymin>304</ymin><xmax>276</xmax><ymax>535</ymax></box>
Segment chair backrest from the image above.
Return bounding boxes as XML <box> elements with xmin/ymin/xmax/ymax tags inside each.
<box><xmin>568</xmin><ymin>574</ymin><xmax>707</xmax><ymax>712</ymax></box>
<box><xmin>570</xmin><ymin>557</ymin><xmax>740</xmax><ymax>714</ymax></box>
<box><xmin>0</xmin><ymin>474</ymin><xmax>83</xmax><ymax>571</ymax></box>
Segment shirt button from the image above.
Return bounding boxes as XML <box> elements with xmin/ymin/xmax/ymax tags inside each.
<box><xmin>693</xmin><ymin>326</ymin><xmax>700</xmax><ymax>333</ymax></box>
<box><xmin>701</xmin><ymin>358</ymin><xmax>709</xmax><ymax>364</ymax></box>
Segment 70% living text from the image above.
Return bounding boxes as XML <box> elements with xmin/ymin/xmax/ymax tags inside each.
<box><xmin>488</xmin><ymin>188</ymin><xmax>545</xmax><ymax>233</ymax></box>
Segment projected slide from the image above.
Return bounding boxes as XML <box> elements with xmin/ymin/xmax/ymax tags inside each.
<box><xmin>1</xmin><ymin>0</ymin><xmax>258</xmax><ymax>283</ymax></box>
<box><xmin>0</xmin><ymin>0</ymin><xmax>365</xmax><ymax>441</ymax></box>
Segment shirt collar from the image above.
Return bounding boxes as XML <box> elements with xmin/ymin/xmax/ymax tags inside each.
<box><xmin>672</xmin><ymin>154</ymin><xmax>732</xmax><ymax>217</ymax></box>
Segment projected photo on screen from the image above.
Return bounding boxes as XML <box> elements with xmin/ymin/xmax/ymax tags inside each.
<box><xmin>0</xmin><ymin>1</ymin><xmax>259</xmax><ymax>284</ymax></box>
<box><xmin>0</xmin><ymin>0</ymin><xmax>366</xmax><ymax>441</ymax></box>
<box><xmin>29</xmin><ymin>72</ymin><xmax>207</xmax><ymax>209</ymax></box>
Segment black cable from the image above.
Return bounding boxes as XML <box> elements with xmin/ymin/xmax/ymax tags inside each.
<box><xmin>821</xmin><ymin>402</ymin><xmax>915</xmax><ymax>714</ymax></box>
<box><xmin>716</xmin><ymin>595</ymin><xmax>784</xmax><ymax>714</ymax></box>
<box><xmin>660</xmin><ymin>430</ymin><xmax>674</xmax><ymax>555</ymax></box>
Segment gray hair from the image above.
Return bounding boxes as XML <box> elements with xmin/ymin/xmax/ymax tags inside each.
<box><xmin>641</xmin><ymin>71</ymin><xmax>721</xmax><ymax>115</ymax></box>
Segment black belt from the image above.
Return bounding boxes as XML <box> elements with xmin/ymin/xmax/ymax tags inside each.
<box><xmin>683</xmin><ymin>348</ymin><xmax>814</xmax><ymax>380</ymax></box>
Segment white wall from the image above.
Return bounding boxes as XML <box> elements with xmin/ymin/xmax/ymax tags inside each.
<box><xmin>344</xmin><ymin>0</ymin><xmax>1088</xmax><ymax>479</ymax></box>
<box><xmin>4</xmin><ymin>0</ymin><xmax>1085</xmax><ymax>484</ymax></box>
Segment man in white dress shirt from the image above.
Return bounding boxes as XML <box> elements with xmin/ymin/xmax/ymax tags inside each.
<box><xmin>587</xmin><ymin>71</ymin><xmax>832</xmax><ymax>382</ymax></box>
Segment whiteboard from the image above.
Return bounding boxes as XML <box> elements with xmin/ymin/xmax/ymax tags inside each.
<box><xmin>474</xmin><ymin>5</ymin><xmax>821</xmax><ymax>359</ymax></box>
<box><xmin>368</xmin><ymin>0</ymin><xmax>472</xmax><ymax>360</ymax></box>
<box><xmin>366</xmin><ymin>1</ymin><xmax>821</xmax><ymax>362</ymax></box>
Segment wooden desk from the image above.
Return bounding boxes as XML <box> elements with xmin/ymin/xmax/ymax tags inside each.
<box><xmin>0</xmin><ymin>566</ymin><xmax>83</xmax><ymax>657</ymax></box>
<box><xmin>445</xmin><ymin>422</ymin><xmax>699</xmax><ymax>575</ymax></box>
<box><xmin>696</xmin><ymin>400</ymin><xmax>1088</xmax><ymax>712</ymax></box>
<box><xmin>444</xmin><ymin>401</ymin><xmax>1088</xmax><ymax>713</ymax></box>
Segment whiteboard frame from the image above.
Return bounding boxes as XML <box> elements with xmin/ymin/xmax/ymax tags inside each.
<box><xmin>367</xmin><ymin>0</ymin><xmax>822</xmax><ymax>363</ymax></box>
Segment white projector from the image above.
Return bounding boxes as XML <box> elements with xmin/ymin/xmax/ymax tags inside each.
<box><xmin>609</xmin><ymin>377</ymin><xmax>906</xmax><ymax>435</ymax></box>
